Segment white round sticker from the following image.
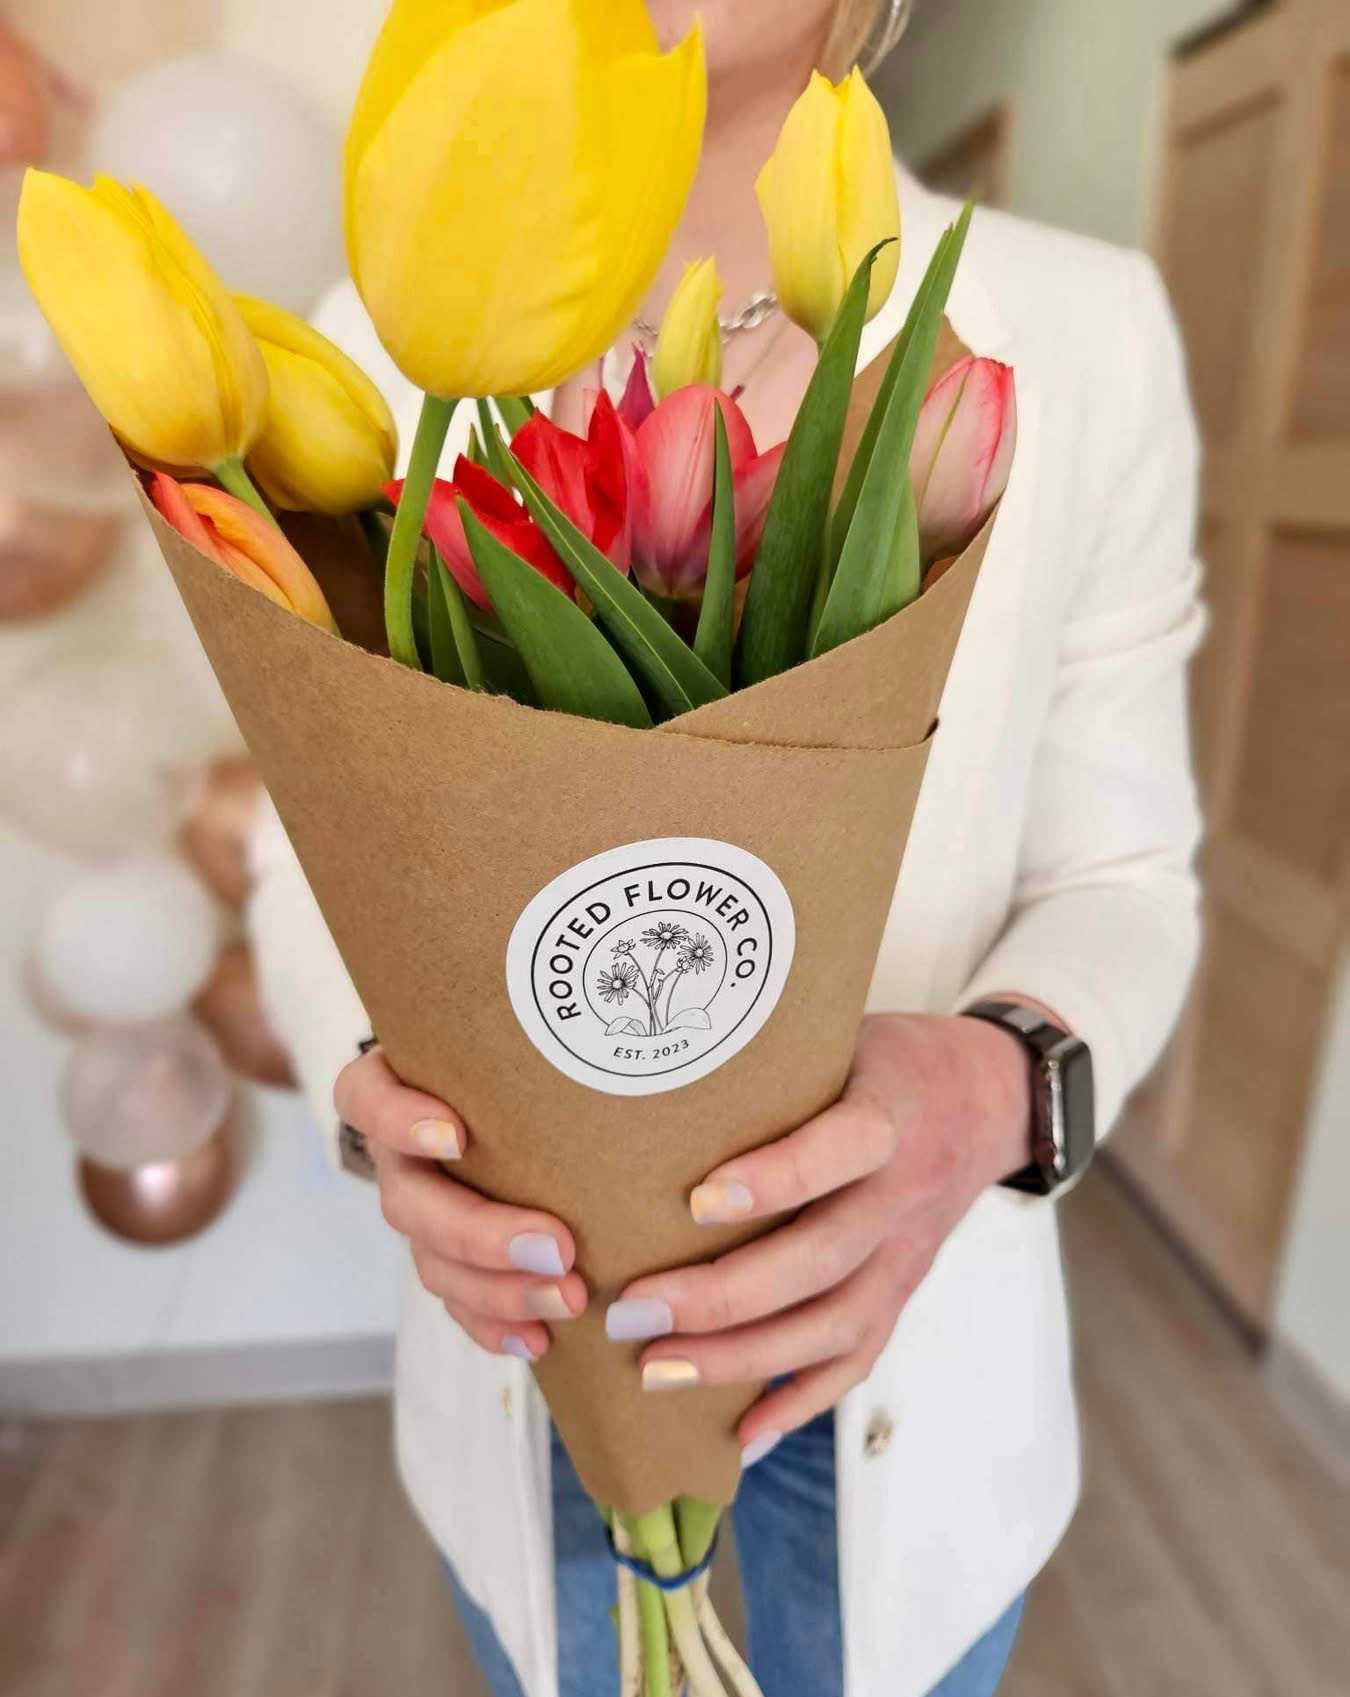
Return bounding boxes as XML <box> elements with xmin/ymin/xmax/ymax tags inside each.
<box><xmin>506</xmin><ymin>838</ymin><xmax>796</xmax><ymax>1097</ymax></box>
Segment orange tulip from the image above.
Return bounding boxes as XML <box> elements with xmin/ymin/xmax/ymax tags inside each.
<box><xmin>150</xmin><ymin>473</ymin><xmax>337</xmax><ymax>633</ymax></box>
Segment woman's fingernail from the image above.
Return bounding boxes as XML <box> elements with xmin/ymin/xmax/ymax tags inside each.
<box><xmin>605</xmin><ymin>1298</ymin><xmax>674</xmax><ymax>1342</ymax></box>
<box><xmin>509</xmin><ymin>1234</ymin><xmax>567</xmax><ymax>1277</ymax></box>
<box><xmin>740</xmin><ymin>1430</ymin><xmax>783</xmax><ymax>1468</ymax></box>
<box><xmin>690</xmin><ymin>1178</ymin><xmax>754</xmax><ymax>1225</ymax></box>
<box><xmin>411</xmin><ymin>1118</ymin><xmax>463</xmax><ymax>1160</ymax></box>
<box><xmin>642</xmin><ymin>1359</ymin><xmax>700</xmax><ymax>1392</ymax></box>
<box><xmin>524</xmin><ymin>1285</ymin><xmax>574</xmax><ymax>1322</ymax></box>
<box><xmin>502</xmin><ymin>1335</ymin><xmax>538</xmax><ymax>1361</ymax></box>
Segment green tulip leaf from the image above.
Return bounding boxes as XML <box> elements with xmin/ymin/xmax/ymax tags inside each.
<box><xmin>477</xmin><ymin>398</ymin><xmax>518</xmax><ymax>487</ymax></box>
<box><xmin>827</xmin><ymin>218</ymin><xmax>956</xmax><ymax>572</ymax></box>
<box><xmin>734</xmin><ymin>240</ymin><xmax>891</xmax><ymax>687</ymax></box>
<box><xmin>430</xmin><ymin>544</ymin><xmax>485</xmax><ymax>690</ymax></box>
<box><xmin>508</xmin><ymin>449</ymin><xmax>727</xmax><ymax>719</ymax></box>
<box><xmin>492</xmin><ymin>394</ymin><xmax>535</xmax><ymax>437</ymax></box>
<box><xmin>426</xmin><ymin>547</ymin><xmax>466</xmax><ymax>686</ymax></box>
<box><xmin>812</xmin><ymin>206</ymin><xmax>973</xmax><ymax>660</ymax></box>
<box><xmin>460</xmin><ymin>499</ymin><xmax>652</xmax><ymax>728</ymax></box>
<box><xmin>693</xmin><ymin>403</ymin><xmax>737</xmax><ymax>688</ymax></box>
<box><xmin>411</xmin><ymin>566</ymin><xmax>432</xmax><ymax>674</ymax></box>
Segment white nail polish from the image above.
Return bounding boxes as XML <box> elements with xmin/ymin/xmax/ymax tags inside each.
<box><xmin>509</xmin><ymin>1234</ymin><xmax>566</xmax><ymax>1277</ymax></box>
<box><xmin>605</xmin><ymin>1298</ymin><xmax>674</xmax><ymax>1342</ymax></box>
<box><xmin>502</xmin><ymin>1335</ymin><xmax>537</xmax><ymax>1361</ymax></box>
<box><xmin>741</xmin><ymin>1430</ymin><xmax>783</xmax><ymax>1469</ymax></box>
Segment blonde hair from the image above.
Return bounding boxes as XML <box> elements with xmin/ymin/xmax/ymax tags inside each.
<box><xmin>822</xmin><ymin>0</ymin><xmax>891</xmax><ymax>77</ymax></box>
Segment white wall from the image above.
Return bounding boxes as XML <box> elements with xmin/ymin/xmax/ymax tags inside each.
<box><xmin>1275</xmin><ymin>955</ymin><xmax>1350</xmax><ymax>1404</ymax></box>
<box><xmin>879</xmin><ymin>0</ymin><xmax>1243</xmax><ymax>247</ymax></box>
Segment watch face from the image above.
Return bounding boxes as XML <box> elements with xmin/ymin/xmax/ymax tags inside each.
<box><xmin>1056</xmin><ymin>1040</ymin><xmax>1096</xmax><ymax>1177</ymax></box>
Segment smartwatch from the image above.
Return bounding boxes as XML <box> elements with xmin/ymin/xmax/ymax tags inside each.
<box><xmin>961</xmin><ymin>1001</ymin><xmax>1096</xmax><ymax>1196</ymax></box>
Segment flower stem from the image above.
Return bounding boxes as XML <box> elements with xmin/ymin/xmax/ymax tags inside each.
<box><xmin>672</xmin><ymin>1501</ymin><xmax>764</xmax><ymax>1697</ymax></box>
<box><xmin>386</xmin><ymin>393</ymin><xmax>458</xmax><ymax>669</ymax></box>
<box><xmin>216</xmin><ymin>457</ymin><xmax>276</xmax><ymax>525</ymax></box>
<box><xmin>634</xmin><ymin>1506</ymin><xmax>729</xmax><ymax>1697</ymax></box>
<box><xmin>617</xmin><ymin>1514</ymin><xmax>674</xmax><ymax>1697</ymax></box>
<box><xmin>611</xmin><ymin>1518</ymin><xmax>643</xmax><ymax>1697</ymax></box>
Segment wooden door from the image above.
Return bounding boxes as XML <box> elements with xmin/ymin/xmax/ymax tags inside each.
<box><xmin>1111</xmin><ymin>0</ymin><xmax>1350</xmax><ymax>1329</ymax></box>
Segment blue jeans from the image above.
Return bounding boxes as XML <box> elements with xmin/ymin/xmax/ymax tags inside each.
<box><xmin>447</xmin><ymin>1413</ymin><xmax>1024</xmax><ymax>1697</ymax></box>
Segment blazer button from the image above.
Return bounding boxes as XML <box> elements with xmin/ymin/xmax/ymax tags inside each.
<box><xmin>863</xmin><ymin>1410</ymin><xmax>894</xmax><ymax>1458</ymax></box>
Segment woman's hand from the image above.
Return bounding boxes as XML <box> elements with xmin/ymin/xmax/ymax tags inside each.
<box><xmin>333</xmin><ymin>1047</ymin><xmax>587</xmax><ymax>1362</ymax></box>
<box><xmin>606</xmin><ymin>1012</ymin><xmax>1033</xmax><ymax>1462</ymax></box>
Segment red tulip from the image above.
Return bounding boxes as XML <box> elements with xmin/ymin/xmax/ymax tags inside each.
<box><xmin>627</xmin><ymin>383</ymin><xmax>786</xmax><ymax>602</ymax></box>
<box><xmin>386</xmin><ymin>457</ymin><xmax>572</xmax><ymax>613</ymax></box>
<box><xmin>513</xmin><ymin>389</ymin><xmax>632</xmax><ymax>571</ymax></box>
<box><xmin>909</xmin><ymin>356</ymin><xmax>1017</xmax><ymax>561</ymax></box>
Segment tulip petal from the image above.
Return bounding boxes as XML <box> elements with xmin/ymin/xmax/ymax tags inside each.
<box><xmin>181</xmin><ymin>483</ymin><xmax>338</xmax><ymax>632</ymax></box>
<box><xmin>344</xmin><ymin>0</ymin><xmax>515</xmax><ymax>268</ymax></box>
<box><xmin>617</xmin><ymin>348</ymin><xmax>657</xmax><ymax>430</ymax></box>
<box><xmin>911</xmin><ymin>356</ymin><xmax>1017</xmax><ymax>559</ymax></box>
<box><xmin>351</xmin><ymin>0</ymin><xmax>591</xmax><ymax>396</ymax></box>
<box><xmin>730</xmin><ymin>443</ymin><xmax>788</xmax><ymax>576</ymax></box>
<box><xmin>633</xmin><ymin>386</ymin><xmax>757</xmax><ymax>593</ymax></box>
<box><xmin>247</xmin><ymin>338</ymin><xmax>396</xmax><ymax>514</ymax></box>
<box><xmin>837</xmin><ymin>70</ymin><xmax>901</xmax><ymax>321</ymax></box>
<box><xmin>756</xmin><ymin>73</ymin><xmax>847</xmax><ymax>344</ymax></box>
<box><xmin>653</xmin><ymin>257</ymin><xmax>723</xmax><ymax>400</ymax></box>
<box><xmin>150</xmin><ymin>470</ymin><xmax>228</xmax><ymax>568</ymax></box>
<box><xmin>571</xmin><ymin>23</ymin><xmax>706</xmax><ymax>376</ymax></box>
<box><xmin>237</xmin><ymin>294</ymin><xmax>396</xmax><ymax>466</ymax></box>
<box><xmin>18</xmin><ymin>170</ymin><xmax>265</xmax><ymax>471</ymax></box>
<box><xmin>349</xmin><ymin>1</ymin><xmax>704</xmax><ymax>399</ymax></box>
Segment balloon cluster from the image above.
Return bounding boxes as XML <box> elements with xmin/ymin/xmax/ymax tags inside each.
<box><xmin>0</xmin><ymin>32</ymin><xmax>326</xmax><ymax>1240</ymax></box>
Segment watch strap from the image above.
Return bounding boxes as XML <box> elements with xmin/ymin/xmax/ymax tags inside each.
<box><xmin>962</xmin><ymin>1000</ymin><xmax>1095</xmax><ymax>1196</ymax></box>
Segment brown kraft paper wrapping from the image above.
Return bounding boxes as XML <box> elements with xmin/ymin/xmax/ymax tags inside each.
<box><xmin>144</xmin><ymin>323</ymin><xmax>995</xmax><ymax>1515</ymax></box>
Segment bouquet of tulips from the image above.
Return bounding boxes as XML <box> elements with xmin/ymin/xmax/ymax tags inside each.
<box><xmin>18</xmin><ymin>4</ymin><xmax>1017</xmax><ymax>1693</ymax></box>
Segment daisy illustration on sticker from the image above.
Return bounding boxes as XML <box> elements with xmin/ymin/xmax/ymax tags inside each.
<box><xmin>597</xmin><ymin>922</ymin><xmax>719</xmax><ymax>1038</ymax></box>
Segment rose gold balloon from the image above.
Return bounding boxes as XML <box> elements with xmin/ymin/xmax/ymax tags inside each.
<box><xmin>179</xmin><ymin>759</ymin><xmax>264</xmax><ymax>909</ymax></box>
<box><xmin>0</xmin><ymin>26</ymin><xmax>47</xmax><ymax>167</ymax></box>
<box><xmin>0</xmin><ymin>388</ymin><xmax>128</xmax><ymax>621</ymax></box>
<box><xmin>0</xmin><ymin>496</ymin><xmax>121</xmax><ymax>620</ymax></box>
<box><xmin>193</xmin><ymin>943</ymin><xmax>297</xmax><ymax>1090</ymax></box>
<box><xmin>77</xmin><ymin>1126</ymin><xmax>234</xmax><ymax>1247</ymax></box>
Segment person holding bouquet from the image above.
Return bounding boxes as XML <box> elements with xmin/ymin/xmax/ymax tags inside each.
<box><xmin>17</xmin><ymin>0</ymin><xmax>1203</xmax><ymax>1693</ymax></box>
<box><xmin>258</xmin><ymin>1</ymin><xmax>1204</xmax><ymax>1693</ymax></box>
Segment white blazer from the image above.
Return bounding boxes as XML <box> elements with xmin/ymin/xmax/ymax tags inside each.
<box><xmin>247</xmin><ymin>168</ymin><xmax>1205</xmax><ymax>1697</ymax></box>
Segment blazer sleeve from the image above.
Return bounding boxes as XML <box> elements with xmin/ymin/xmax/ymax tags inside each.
<box><xmin>247</xmin><ymin>797</ymin><xmax>371</xmax><ymax>1169</ymax></box>
<box><xmin>955</xmin><ymin>254</ymin><xmax>1206</xmax><ymax>1137</ymax></box>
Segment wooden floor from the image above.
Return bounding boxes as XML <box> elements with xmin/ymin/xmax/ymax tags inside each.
<box><xmin>2</xmin><ymin>1171</ymin><xmax>1347</xmax><ymax>1697</ymax></box>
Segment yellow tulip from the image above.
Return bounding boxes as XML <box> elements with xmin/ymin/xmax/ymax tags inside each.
<box><xmin>17</xmin><ymin>169</ymin><xmax>268</xmax><ymax>476</ymax></box>
<box><xmin>756</xmin><ymin>68</ymin><xmax>901</xmax><ymax>345</ymax></box>
<box><xmin>653</xmin><ymin>258</ymin><xmax>723</xmax><ymax>400</ymax></box>
<box><xmin>236</xmin><ymin>295</ymin><xmax>397</xmax><ymax>515</ymax></box>
<box><xmin>344</xmin><ymin>0</ymin><xmax>707</xmax><ymax>400</ymax></box>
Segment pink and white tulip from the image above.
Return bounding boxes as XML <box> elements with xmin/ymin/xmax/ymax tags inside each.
<box><xmin>615</xmin><ymin>359</ymin><xmax>786</xmax><ymax>602</ymax></box>
<box><xmin>909</xmin><ymin>356</ymin><xmax>1017</xmax><ymax>561</ymax></box>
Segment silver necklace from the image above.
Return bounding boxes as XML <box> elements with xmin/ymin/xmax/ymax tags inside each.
<box><xmin>634</xmin><ymin>289</ymin><xmax>779</xmax><ymax>344</ymax></box>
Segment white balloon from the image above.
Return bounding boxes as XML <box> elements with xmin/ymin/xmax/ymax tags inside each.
<box><xmin>0</xmin><ymin>638</ymin><xmax>221</xmax><ymax>858</ymax></box>
<box><xmin>62</xmin><ymin>1016</ymin><xmax>232</xmax><ymax>1168</ymax></box>
<box><xmin>34</xmin><ymin>853</ymin><xmax>221</xmax><ymax>1027</ymax></box>
<box><xmin>89</xmin><ymin>52</ymin><xmax>344</xmax><ymax>316</ymax></box>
